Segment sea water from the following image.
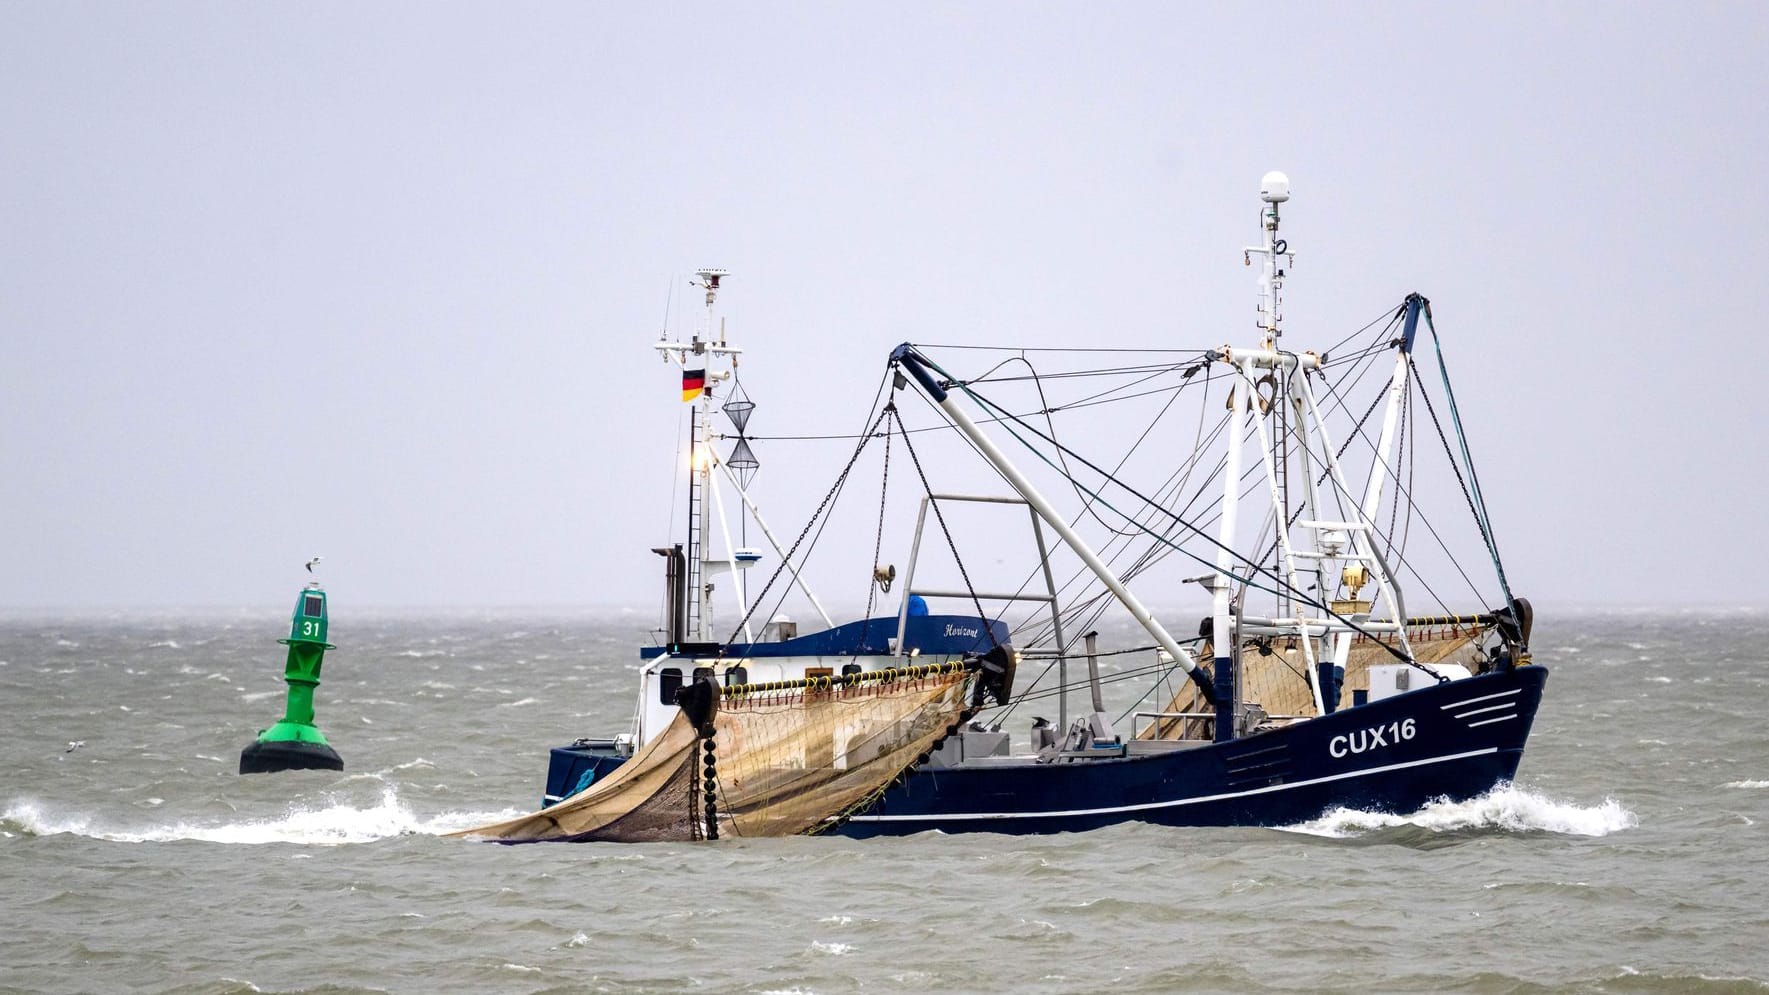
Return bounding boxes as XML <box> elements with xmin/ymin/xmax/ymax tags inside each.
<box><xmin>2</xmin><ymin>609</ymin><xmax>1766</xmax><ymax>994</ymax></box>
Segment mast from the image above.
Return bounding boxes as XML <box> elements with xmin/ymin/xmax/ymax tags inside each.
<box><xmin>889</xmin><ymin>172</ymin><xmax>1425</xmax><ymax>743</ymax></box>
<box><xmin>652</xmin><ymin>269</ymin><xmax>836</xmax><ymax>648</ymax></box>
<box><xmin>1359</xmin><ymin>295</ymin><xmax>1422</xmax><ymax>525</ymax></box>
<box><xmin>1206</xmin><ymin>172</ymin><xmax>1294</xmax><ymax>742</ymax></box>
<box><xmin>655</xmin><ymin>268</ymin><xmax>740</xmax><ymax>643</ymax></box>
<box><xmin>1212</xmin><ymin>364</ymin><xmax>1247</xmax><ymax>742</ymax></box>
<box><xmin>1253</xmin><ymin>171</ymin><xmax>1291</xmax><ymax>349</ymax></box>
<box><xmin>1232</xmin><ymin>176</ymin><xmax>1421</xmax><ymax>700</ymax></box>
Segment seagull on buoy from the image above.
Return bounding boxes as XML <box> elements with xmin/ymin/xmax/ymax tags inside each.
<box><xmin>305</xmin><ymin>556</ymin><xmax>322</xmax><ymax>575</ymax></box>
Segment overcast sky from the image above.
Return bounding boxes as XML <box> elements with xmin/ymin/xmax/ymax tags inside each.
<box><xmin>3</xmin><ymin>3</ymin><xmax>1764</xmax><ymax>614</ymax></box>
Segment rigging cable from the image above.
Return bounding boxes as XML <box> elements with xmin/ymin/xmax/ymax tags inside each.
<box><xmin>723</xmin><ymin>373</ymin><xmax>892</xmax><ymax>645</ymax></box>
<box><xmin>1420</xmin><ymin>304</ymin><xmax>1517</xmax><ymax>608</ymax></box>
<box><xmin>856</xmin><ymin>405</ymin><xmax>895</xmax><ymax>656</ymax></box>
<box><xmin>909</xmin><ymin>350</ymin><xmax>1414</xmax><ymax>664</ymax></box>
<box><xmin>1312</xmin><ymin>345</ymin><xmax>1490</xmax><ymax>609</ymax></box>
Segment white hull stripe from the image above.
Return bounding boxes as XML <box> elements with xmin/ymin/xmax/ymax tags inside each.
<box><xmin>1454</xmin><ymin>703</ymin><xmax>1516</xmax><ymax>719</ymax></box>
<box><xmin>1441</xmin><ymin>688</ymin><xmax>1519</xmax><ymax>711</ymax></box>
<box><xmin>845</xmin><ymin>747</ymin><xmax>1502</xmax><ymax>823</ymax></box>
<box><xmin>1466</xmin><ymin>715</ymin><xmax>1516</xmax><ymax>729</ymax></box>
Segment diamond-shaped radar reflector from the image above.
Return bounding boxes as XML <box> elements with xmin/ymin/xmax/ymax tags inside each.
<box><xmin>723</xmin><ymin>399</ymin><xmax>755</xmax><ymax>434</ymax></box>
<box><xmin>727</xmin><ymin>437</ymin><xmax>759</xmax><ymax>472</ymax></box>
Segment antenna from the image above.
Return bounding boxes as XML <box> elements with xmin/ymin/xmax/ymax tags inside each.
<box><xmin>657</xmin><ymin>275</ymin><xmax>675</xmax><ymax>347</ymax></box>
<box><xmin>1248</xmin><ymin>171</ymin><xmax>1293</xmax><ymax>345</ymax></box>
<box><xmin>694</xmin><ymin>268</ymin><xmax>728</xmax><ymax>310</ymax></box>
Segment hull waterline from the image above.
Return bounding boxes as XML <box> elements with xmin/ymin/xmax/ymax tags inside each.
<box><xmin>835</xmin><ymin>665</ymin><xmax>1546</xmax><ymax>837</ymax></box>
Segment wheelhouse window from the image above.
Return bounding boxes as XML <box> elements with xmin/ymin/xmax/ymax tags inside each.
<box><xmin>658</xmin><ymin>667</ymin><xmax>683</xmax><ymax>705</ymax></box>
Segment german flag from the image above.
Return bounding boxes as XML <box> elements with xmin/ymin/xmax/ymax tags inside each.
<box><xmin>682</xmin><ymin>368</ymin><xmax>706</xmax><ymax>402</ymax></box>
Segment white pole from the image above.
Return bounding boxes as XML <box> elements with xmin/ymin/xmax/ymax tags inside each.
<box><xmin>705</xmin><ymin>468</ymin><xmax>753</xmax><ymax>644</ymax></box>
<box><xmin>714</xmin><ymin>458</ymin><xmax>837</xmax><ymax>631</ymax></box>
<box><xmin>1211</xmin><ymin>365</ymin><xmax>1248</xmax><ymax>739</ymax></box>
<box><xmin>1295</xmin><ymin>371</ymin><xmax>1415</xmax><ymax>662</ymax></box>
<box><xmin>1359</xmin><ymin>351</ymin><xmax>1412</xmax><ymax>524</ymax></box>
<box><xmin>894</xmin><ymin>498</ymin><xmax>932</xmax><ymax>656</ymax></box>
<box><xmin>1248</xmin><ymin>370</ymin><xmax>1325</xmax><ymax>715</ymax></box>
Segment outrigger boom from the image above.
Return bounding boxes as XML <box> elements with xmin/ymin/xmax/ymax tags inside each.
<box><xmin>890</xmin><ymin>344</ymin><xmax>1219</xmax><ymax>707</ymax></box>
<box><xmin>888</xmin><ymin>176</ymin><xmax>1460</xmax><ymax>745</ymax></box>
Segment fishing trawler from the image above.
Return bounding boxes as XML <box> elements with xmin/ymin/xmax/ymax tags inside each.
<box><xmin>459</xmin><ymin>173</ymin><xmax>1544</xmax><ymax>843</ymax></box>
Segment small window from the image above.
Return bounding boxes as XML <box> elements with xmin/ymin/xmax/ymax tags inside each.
<box><xmin>841</xmin><ymin>663</ymin><xmax>861</xmax><ymax>677</ymax></box>
<box><xmin>302</xmin><ymin>595</ymin><xmax>324</xmax><ymax>618</ymax></box>
<box><xmin>724</xmin><ymin>666</ymin><xmax>749</xmax><ymax>687</ymax></box>
<box><xmin>692</xmin><ymin>666</ymin><xmax>715</xmax><ymax>683</ymax></box>
<box><xmin>659</xmin><ymin>667</ymin><xmax>683</xmax><ymax>706</ymax></box>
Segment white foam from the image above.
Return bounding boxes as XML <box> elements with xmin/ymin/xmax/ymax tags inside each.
<box><xmin>1283</xmin><ymin>784</ymin><xmax>1637</xmax><ymax>839</ymax></box>
<box><xmin>1</xmin><ymin>787</ymin><xmax>518</xmax><ymax>845</ymax></box>
<box><xmin>810</xmin><ymin>941</ymin><xmax>853</xmax><ymax>956</ymax></box>
<box><xmin>1722</xmin><ymin>779</ymin><xmax>1769</xmax><ymax>789</ymax></box>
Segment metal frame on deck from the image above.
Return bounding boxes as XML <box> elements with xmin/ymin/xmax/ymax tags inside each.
<box><xmin>894</xmin><ymin>493</ymin><xmax>1076</xmax><ymax>729</ymax></box>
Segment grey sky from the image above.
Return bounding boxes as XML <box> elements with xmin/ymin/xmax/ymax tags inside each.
<box><xmin>3</xmin><ymin>3</ymin><xmax>1764</xmax><ymax>613</ymax></box>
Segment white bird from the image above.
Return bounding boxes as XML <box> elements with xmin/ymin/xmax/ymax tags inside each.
<box><xmin>65</xmin><ymin>741</ymin><xmax>84</xmax><ymax>753</ymax></box>
<box><xmin>305</xmin><ymin>556</ymin><xmax>322</xmax><ymax>575</ymax></box>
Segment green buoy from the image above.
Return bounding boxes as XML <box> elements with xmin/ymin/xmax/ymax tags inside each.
<box><xmin>239</xmin><ymin>578</ymin><xmax>344</xmax><ymax>774</ymax></box>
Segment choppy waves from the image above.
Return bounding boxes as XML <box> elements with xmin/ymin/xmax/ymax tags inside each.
<box><xmin>1281</xmin><ymin>783</ymin><xmax>1638</xmax><ymax>839</ymax></box>
<box><xmin>0</xmin><ymin>786</ymin><xmax>516</xmax><ymax>845</ymax></box>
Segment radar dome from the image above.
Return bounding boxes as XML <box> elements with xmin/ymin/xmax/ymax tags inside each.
<box><xmin>1260</xmin><ymin>171</ymin><xmax>1291</xmax><ymax>203</ymax></box>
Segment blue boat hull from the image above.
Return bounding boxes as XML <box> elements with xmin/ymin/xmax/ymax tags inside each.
<box><xmin>541</xmin><ymin>664</ymin><xmax>1545</xmax><ymax>837</ymax></box>
<box><xmin>836</xmin><ymin>664</ymin><xmax>1547</xmax><ymax>837</ymax></box>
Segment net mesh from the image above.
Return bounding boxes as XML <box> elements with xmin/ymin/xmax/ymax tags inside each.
<box><xmin>1139</xmin><ymin>622</ymin><xmax>1490</xmax><ymax>739</ymax></box>
<box><xmin>454</xmin><ymin>664</ymin><xmax>971</xmax><ymax>843</ymax></box>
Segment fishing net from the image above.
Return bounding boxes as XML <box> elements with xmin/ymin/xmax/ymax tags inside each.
<box><xmin>453</xmin><ymin>663</ymin><xmax>977</xmax><ymax>843</ymax></box>
<box><xmin>1139</xmin><ymin>621</ymin><xmax>1492</xmax><ymax>739</ymax></box>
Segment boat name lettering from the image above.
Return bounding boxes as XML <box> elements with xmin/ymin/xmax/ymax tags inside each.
<box><xmin>1328</xmin><ymin>718</ymin><xmax>1416</xmax><ymax>758</ymax></box>
<box><xmin>943</xmin><ymin>624</ymin><xmax>979</xmax><ymax>638</ymax></box>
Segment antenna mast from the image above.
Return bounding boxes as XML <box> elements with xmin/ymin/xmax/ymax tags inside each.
<box><xmin>1249</xmin><ymin>171</ymin><xmax>1293</xmax><ymax>347</ymax></box>
<box><xmin>654</xmin><ymin>269</ymin><xmax>738</xmax><ymax>641</ymax></box>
